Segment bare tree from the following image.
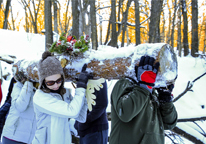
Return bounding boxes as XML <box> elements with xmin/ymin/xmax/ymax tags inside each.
<box><xmin>171</xmin><ymin>0</ymin><xmax>177</xmax><ymax>48</ymax></box>
<box><xmin>97</xmin><ymin>1</ymin><xmax>103</xmax><ymax>45</ymax></box>
<box><xmin>0</xmin><ymin>0</ymin><xmax>3</xmax><ymax>9</ymax></box>
<box><xmin>64</xmin><ymin>0</ymin><xmax>71</xmax><ymax>34</ymax></box>
<box><xmin>204</xmin><ymin>19</ymin><xmax>206</xmax><ymax>54</ymax></box>
<box><xmin>135</xmin><ymin>0</ymin><xmax>140</xmax><ymax>45</ymax></box>
<box><xmin>20</xmin><ymin>0</ymin><xmax>41</xmax><ymax>33</ymax></box>
<box><xmin>104</xmin><ymin>16</ymin><xmax>111</xmax><ymax>45</ymax></box>
<box><xmin>149</xmin><ymin>0</ymin><xmax>163</xmax><ymax>43</ymax></box>
<box><xmin>110</xmin><ymin>0</ymin><xmax>117</xmax><ymax>47</ymax></box>
<box><xmin>177</xmin><ymin>1</ymin><xmax>182</xmax><ymax>57</ymax></box>
<box><xmin>90</xmin><ymin>0</ymin><xmax>98</xmax><ymax>50</ymax></box>
<box><xmin>182</xmin><ymin>0</ymin><xmax>189</xmax><ymax>56</ymax></box>
<box><xmin>72</xmin><ymin>0</ymin><xmax>79</xmax><ymax>39</ymax></box>
<box><xmin>161</xmin><ymin>2</ymin><xmax>166</xmax><ymax>43</ymax></box>
<box><xmin>10</xmin><ymin>6</ymin><xmax>15</xmax><ymax>30</ymax></box>
<box><xmin>166</xmin><ymin>2</ymin><xmax>171</xmax><ymax>44</ymax></box>
<box><xmin>3</xmin><ymin>0</ymin><xmax>11</xmax><ymax>29</ymax></box>
<box><xmin>117</xmin><ymin>0</ymin><xmax>123</xmax><ymax>36</ymax></box>
<box><xmin>44</xmin><ymin>0</ymin><xmax>53</xmax><ymax>51</ymax></box>
<box><xmin>191</xmin><ymin>0</ymin><xmax>198</xmax><ymax>57</ymax></box>
<box><xmin>53</xmin><ymin>0</ymin><xmax>58</xmax><ymax>34</ymax></box>
<box><xmin>121</xmin><ymin>0</ymin><xmax>132</xmax><ymax>47</ymax></box>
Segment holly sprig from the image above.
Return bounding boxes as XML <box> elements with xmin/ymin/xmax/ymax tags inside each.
<box><xmin>49</xmin><ymin>33</ymin><xmax>90</xmax><ymax>55</ymax></box>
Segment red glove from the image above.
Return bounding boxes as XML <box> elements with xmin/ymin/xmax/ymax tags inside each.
<box><xmin>135</xmin><ymin>56</ymin><xmax>159</xmax><ymax>93</ymax></box>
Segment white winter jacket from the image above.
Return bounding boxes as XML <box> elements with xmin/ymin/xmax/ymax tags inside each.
<box><xmin>2</xmin><ymin>81</ymin><xmax>36</xmax><ymax>144</ymax></box>
<box><xmin>32</xmin><ymin>87</ymin><xmax>87</xmax><ymax>144</ymax></box>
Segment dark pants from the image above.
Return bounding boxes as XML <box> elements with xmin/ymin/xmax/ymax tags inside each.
<box><xmin>79</xmin><ymin>129</ymin><xmax>108</xmax><ymax>144</ymax></box>
<box><xmin>2</xmin><ymin>137</ymin><xmax>26</xmax><ymax>144</ymax></box>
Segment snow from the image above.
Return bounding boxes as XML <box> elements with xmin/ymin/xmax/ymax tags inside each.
<box><xmin>1</xmin><ymin>29</ymin><xmax>206</xmax><ymax>143</ymax></box>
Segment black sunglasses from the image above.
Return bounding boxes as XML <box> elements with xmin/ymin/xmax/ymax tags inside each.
<box><xmin>45</xmin><ymin>77</ymin><xmax>63</xmax><ymax>86</ymax></box>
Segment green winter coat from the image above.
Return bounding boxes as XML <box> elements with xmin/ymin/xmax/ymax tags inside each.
<box><xmin>109</xmin><ymin>78</ymin><xmax>177</xmax><ymax>144</ymax></box>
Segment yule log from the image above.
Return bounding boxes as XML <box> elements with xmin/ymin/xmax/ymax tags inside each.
<box><xmin>13</xmin><ymin>43</ymin><xmax>178</xmax><ymax>87</ymax></box>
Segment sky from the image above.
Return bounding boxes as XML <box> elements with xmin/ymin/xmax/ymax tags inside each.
<box><xmin>0</xmin><ymin>29</ymin><xmax>206</xmax><ymax>143</ymax></box>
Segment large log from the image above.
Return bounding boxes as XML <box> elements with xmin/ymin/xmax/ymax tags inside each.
<box><xmin>13</xmin><ymin>43</ymin><xmax>178</xmax><ymax>87</ymax></box>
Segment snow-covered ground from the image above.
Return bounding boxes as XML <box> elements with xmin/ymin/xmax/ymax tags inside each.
<box><xmin>0</xmin><ymin>29</ymin><xmax>206</xmax><ymax>143</ymax></box>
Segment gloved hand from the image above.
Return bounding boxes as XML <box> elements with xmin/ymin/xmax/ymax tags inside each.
<box><xmin>76</xmin><ymin>64</ymin><xmax>93</xmax><ymax>89</ymax></box>
<box><xmin>135</xmin><ymin>56</ymin><xmax>159</xmax><ymax>93</ymax></box>
<box><xmin>156</xmin><ymin>84</ymin><xmax>174</xmax><ymax>103</ymax></box>
<box><xmin>69</xmin><ymin>118</ymin><xmax>78</xmax><ymax>136</ymax></box>
<box><xmin>14</xmin><ymin>71</ymin><xmax>27</xmax><ymax>84</ymax></box>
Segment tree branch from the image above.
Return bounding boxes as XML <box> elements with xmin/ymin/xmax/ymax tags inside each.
<box><xmin>173</xmin><ymin>72</ymin><xmax>206</xmax><ymax>102</ymax></box>
<box><xmin>177</xmin><ymin>116</ymin><xmax>206</xmax><ymax>122</ymax></box>
<box><xmin>172</xmin><ymin>127</ymin><xmax>204</xmax><ymax>144</ymax></box>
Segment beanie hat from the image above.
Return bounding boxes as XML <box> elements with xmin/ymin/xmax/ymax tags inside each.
<box><xmin>38</xmin><ymin>51</ymin><xmax>65</xmax><ymax>89</ymax></box>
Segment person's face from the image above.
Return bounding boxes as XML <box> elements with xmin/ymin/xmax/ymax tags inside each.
<box><xmin>45</xmin><ymin>74</ymin><xmax>63</xmax><ymax>90</ymax></box>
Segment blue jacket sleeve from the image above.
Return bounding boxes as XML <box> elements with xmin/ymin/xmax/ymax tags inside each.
<box><xmin>86</xmin><ymin>81</ymin><xmax>108</xmax><ymax>123</ymax></box>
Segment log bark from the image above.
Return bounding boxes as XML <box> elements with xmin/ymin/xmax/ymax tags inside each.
<box><xmin>13</xmin><ymin>43</ymin><xmax>178</xmax><ymax>87</ymax></box>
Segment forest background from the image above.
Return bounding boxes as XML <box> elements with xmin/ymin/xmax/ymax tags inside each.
<box><xmin>0</xmin><ymin>0</ymin><xmax>206</xmax><ymax>56</ymax></box>
<box><xmin>1</xmin><ymin>0</ymin><xmax>206</xmax><ymax>144</ymax></box>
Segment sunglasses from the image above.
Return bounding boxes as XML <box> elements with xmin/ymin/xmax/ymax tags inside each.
<box><xmin>45</xmin><ymin>77</ymin><xmax>63</xmax><ymax>86</ymax></box>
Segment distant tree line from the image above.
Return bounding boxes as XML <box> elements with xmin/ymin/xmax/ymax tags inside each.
<box><xmin>0</xmin><ymin>0</ymin><xmax>204</xmax><ymax>56</ymax></box>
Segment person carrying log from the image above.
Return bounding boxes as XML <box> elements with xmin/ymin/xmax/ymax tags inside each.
<box><xmin>32</xmin><ymin>51</ymin><xmax>91</xmax><ymax>144</ymax></box>
<box><xmin>109</xmin><ymin>55</ymin><xmax>178</xmax><ymax>144</ymax></box>
<box><xmin>2</xmin><ymin>72</ymin><xmax>37</xmax><ymax>144</ymax></box>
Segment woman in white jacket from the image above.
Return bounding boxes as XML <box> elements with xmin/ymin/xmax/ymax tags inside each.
<box><xmin>32</xmin><ymin>51</ymin><xmax>89</xmax><ymax>144</ymax></box>
<box><xmin>2</xmin><ymin>72</ymin><xmax>37</xmax><ymax>144</ymax></box>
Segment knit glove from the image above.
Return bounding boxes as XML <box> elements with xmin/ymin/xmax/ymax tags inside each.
<box><xmin>156</xmin><ymin>84</ymin><xmax>174</xmax><ymax>103</ymax></box>
<box><xmin>69</xmin><ymin>118</ymin><xmax>78</xmax><ymax>136</ymax></box>
<box><xmin>135</xmin><ymin>56</ymin><xmax>159</xmax><ymax>93</ymax></box>
<box><xmin>14</xmin><ymin>71</ymin><xmax>27</xmax><ymax>84</ymax></box>
<box><xmin>76</xmin><ymin>64</ymin><xmax>93</xmax><ymax>89</ymax></box>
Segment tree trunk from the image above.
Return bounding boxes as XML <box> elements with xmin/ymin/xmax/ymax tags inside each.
<box><xmin>10</xmin><ymin>6</ymin><xmax>15</xmax><ymax>30</ymax></box>
<box><xmin>204</xmin><ymin>19</ymin><xmax>206</xmax><ymax>54</ymax></box>
<box><xmin>64</xmin><ymin>0</ymin><xmax>70</xmax><ymax>34</ymax></box>
<box><xmin>177</xmin><ymin>1</ymin><xmax>182</xmax><ymax>57</ymax></box>
<box><xmin>104</xmin><ymin>18</ymin><xmax>111</xmax><ymax>45</ymax></box>
<box><xmin>110</xmin><ymin>0</ymin><xmax>117</xmax><ymax>47</ymax></box>
<box><xmin>0</xmin><ymin>0</ymin><xmax>3</xmax><ymax>9</ymax></box>
<box><xmin>118</xmin><ymin>0</ymin><xmax>123</xmax><ymax>34</ymax></box>
<box><xmin>182</xmin><ymin>0</ymin><xmax>189</xmax><ymax>56</ymax></box>
<box><xmin>135</xmin><ymin>0</ymin><xmax>140</xmax><ymax>45</ymax></box>
<box><xmin>44</xmin><ymin>0</ymin><xmax>53</xmax><ymax>51</ymax></box>
<box><xmin>72</xmin><ymin>0</ymin><xmax>79</xmax><ymax>39</ymax></box>
<box><xmin>191</xmin><ymin>0</ymin><xmax>198</xmax><ymax>57</ymax></box>
<box><xmin>121</xmin><ymin>0</ymin><xmax>132</xmax><ymax>47</ymax></box>
<box><xmin>90</xmin><ymin>0</ymin><xmax>98</xmax><ymax>50</ymax></box>
<box><xmin>81</xmin><ymin>1</ymin><xmax>90</xmax><ymax>37</ymax></box>
<box><xmin>171</xmin><ymin>0</ymin><xmax>177</xmax><ymax>48</ymax></box>
<box><xmin>166</xmin><ymin>3</ymin><xmax>171</xmax><ymax>44</ymax></box>
<box><xmin>149</xmin><ymin>0</ymin><xmax>163</xmax><ymax>43</ymax></box>
<box><xmin>3</xmin><ymin>0</ymin><xmax>11</xmax><ymax>29</ymax></box>
<box><xmin>78</xmin><ymin>0</ymin><xmax>83</xmax><ymax>37</ymax></box>
<box><xmin>161</xmin><ymin>6</ymin><xmax>165</xmax><ymax>43</ymax></box>
<box><xmin>53</xmin><ymin>0</ymin><xmax>58</xmax><ymax>34</ymax></box>
<box><xmin>98</xmin><ymin>1</ymin><xmax>102</xmax><ymax>45</ymax></box>
<box><xmin>25</xmin><ymin>10</ymin><xmax>29</xmax><ymax>32</ymax></box>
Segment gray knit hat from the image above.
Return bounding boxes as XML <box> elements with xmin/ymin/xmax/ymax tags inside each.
<box><xmin>38</xmin><ymin>51</ymin><xmax>64</xmax><ymax>89</ymax></box>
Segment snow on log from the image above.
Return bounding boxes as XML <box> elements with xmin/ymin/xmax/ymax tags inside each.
<box><xmin>13</xmin><ymin>43</ymin><xmax>178</xmax><ymax>87</ymax></box>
